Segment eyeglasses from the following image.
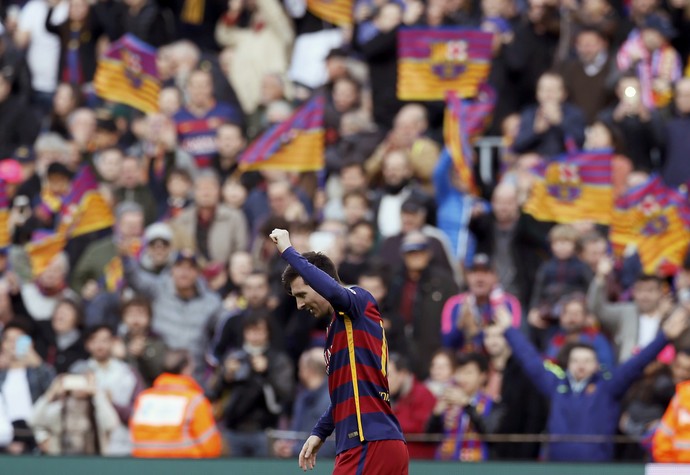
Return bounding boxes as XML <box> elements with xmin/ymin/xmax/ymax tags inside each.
<box><xmin>148</xmin><ymin>239</ymin><xmax>171</xmax><ymax>248</ymax></box>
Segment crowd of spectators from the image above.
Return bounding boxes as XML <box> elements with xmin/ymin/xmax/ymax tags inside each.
<box><xmin>0</xmin><ymin>0</ymin><xmax>689</xmax><ymax>463</ymax></box>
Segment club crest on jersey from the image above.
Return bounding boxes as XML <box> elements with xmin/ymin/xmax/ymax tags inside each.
<box><xmin>324</xmin><ymin>348</ymin><xmax>332</xmax><ymax>375</ymax></box>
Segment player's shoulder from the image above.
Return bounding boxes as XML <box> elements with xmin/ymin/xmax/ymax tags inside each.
<box><xmin>344</xmin><ymin>285</ymin><xmax>373</xmax><ymax>301</ymax></box>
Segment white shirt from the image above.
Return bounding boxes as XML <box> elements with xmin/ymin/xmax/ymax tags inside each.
<box><xmin>1</xmin><ymin>368</ymin><xmax>34</xmax><ymax>422</ymax></box>
<box><xmin>0</xmin><ymin>393</ymin><xmax>12</xmax><ymax>447</ymax></box>
<box><xmin>638</xmin><ymin>314</ymin><xmax>660</xmax><ymax>349</ymax></box>
<box><xmin>18</xmin><ymin>0</ymin><xmax>68</xmax><ymax>93</ymax></box>
<box><xmin>288</xmin><ymin>29</ymin><xmax>343</xmax><ymax>89</ymax></box>
<box><xmin>377</xmin><ymin>190</ymin><xmax>410</xmax><ymax>238</ymax></box>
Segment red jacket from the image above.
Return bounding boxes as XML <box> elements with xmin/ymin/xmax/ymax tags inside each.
<box><xmin>393</xmin><ymin>377</ymin><xmax>437</xmax><ymax>459</ymax></box>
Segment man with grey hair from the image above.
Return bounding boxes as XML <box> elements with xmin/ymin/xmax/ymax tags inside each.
<box><xmin>70</xmin><ymin>201</ymin><xmax>145</xmax><ymax>298</ymax></box>
<box><xmin>170</xmin><ymin>169</ymin><xmax>248</xmax><ymax>266</ymax></box>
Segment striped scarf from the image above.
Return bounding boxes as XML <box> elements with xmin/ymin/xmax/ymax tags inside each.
<box><xmin>437</xmin><ymin>392</ymin><xmax>493</xmax><ymax>461</ymax></box>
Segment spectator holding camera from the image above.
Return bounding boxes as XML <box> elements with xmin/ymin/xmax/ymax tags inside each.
<box><xmin>113</xmin><ymin>297</ymin><xmax>167</xmax><ymax>388</ymax></box>
<box><xmin>69</xmin><ymin>325</ymin><xmax>141</xmax><ymax>455</ymax></box>
<box><xmin>0</xmin><ymin>320</ymin><xmax>55</xmax><ymax>454</ymax></box>
<box><xmin>29</xmin><ymin>373</ymin><xmax>119</xmax><ymax>455</ymax></box>
<box><xmin>209</xmin><ymin>313</ymin><xmax>294</xmax><ymax>457</ymax></box>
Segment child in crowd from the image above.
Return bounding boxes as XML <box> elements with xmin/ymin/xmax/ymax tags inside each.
<box><xmin>427</xmin><ymin>352</ymin><xmax>498</xmax><ymax>462</ymax></box>
<box><xmin>529</xmin><ymin>224</ymin><xmax>593</xmax><ymax>335</ymax></box>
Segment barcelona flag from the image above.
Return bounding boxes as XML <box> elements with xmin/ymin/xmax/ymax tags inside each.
<box><xmin>523</xmin><ymin>150</ymin><xmax>614</xmax><ymax>225</ymax></box>
<box><xmin>610</xmin><ymin>175</ymin><xmax>690</xmax><ymax>274</ymax></box>
<box><xmin>307</xmin><ymin>0</ymin><xmax>352</xmax><ymax>26</ymax></box>
<box><xmin>239</xmin><ymin>95</ymin><xmax>325</xmax><ymax>172</ymax></box>
<box><xmin>398</xmin><ymin>28</ymin><xmax>493</xmax><ymax>101</ymax></box>
<box><xmin>58</xmin><ymin>164</ymin><xmax>115</xmax><ymax>238</ymax></box>
<box><xmin>444</xmin><ymin>91</ymin><xmax>479</xmax><ymax>195</ymax></box>
<box><xmin>0</xmin><ymin>180</ymin><xmax>10</xmax><ymax>249</ymax></box>
<box><xmin>462</xmin><ymin>83</ymin><xmax>496</xmax><ymax>139</ymax></box>
<box><xmin>94</xmin><ymin>34</ymin><xmax>160</xmax><ymax>113</ymax></box>
<box><xmin>25</xmin><ymin>231</ymin><xmax>67</xmax><ymax>277</ymax></box>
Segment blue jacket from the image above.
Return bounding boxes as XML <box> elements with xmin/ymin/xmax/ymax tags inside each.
<box><xmin>512</xmin><ymin>103</ymin><xmax>586</xmax><ymax>158</ymax></box>
<box><xmin>505</xmin><ymin>327</ymin><xmax>669</xmax><ymax>461</ymax></box>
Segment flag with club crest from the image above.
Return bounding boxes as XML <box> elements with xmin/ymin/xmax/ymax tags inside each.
<box><xmin>239</xmin><ymin>94</ymin><xmax>325</xmax><ymax>172</ymax></box>
<box><xmin>25</xmin><ymin>230</ymin><xmax>68</xmax><ymax>277</ymax></box>
<box><xmin>444</xmin><ymin>90</ymin><xmax>479</xmax><ymax>195</ymax></box>
<box><xmin>306</xmin><ymin>0</ymin><xmax>352</xmax><ymax>26</ymax></box>
<box><xmin>523</xmin><ymin>150</ymin><xmax>615</xmax><ymax>225</ymax></box>
<box><xmin>94</xmin><ymin>34</ymin><xmax>160</xmax><ymax>113</ymax></box>
<box><xmin>0</xmin><ymin>180</ymin><xmax>10</xmax><ymax>249</ymax></box>
<box><xmin>398</xmin><ymin>28</ymin><xmax>493</xmax><ymax>101</ymax></box>
<box><xmin>58</xmin><ymin>164</ymin><xmax>115</xmax><ymax>238</ymax></box>
<box><xmin>610</xmin><ymin>175</ymin><xmax>690</xmax><ymax>274</ymax></box>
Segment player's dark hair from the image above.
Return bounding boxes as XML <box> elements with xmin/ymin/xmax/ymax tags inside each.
<box><xmin>1</xmin><ymin>319</ymin><xmax>32</xmax><ymax>338</ymax></box>
<box><xmin>282</xmin><ymin>251</ymin><xmax>341</xmax><ymax>295</ymax></box>
<box><xmin>455</xmin><ymin>352</ymin><xmax>489</xmax><ymax>374</ymax></box>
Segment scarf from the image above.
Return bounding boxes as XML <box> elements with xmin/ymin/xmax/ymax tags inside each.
<box><xmin>437</xmin><ymin>392</ymin><xmax>493</xmax><ymax>461</ymax></box>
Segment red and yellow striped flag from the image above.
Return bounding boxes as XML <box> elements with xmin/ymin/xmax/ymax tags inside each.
<box><xmin>239</xmin><ymin>95</ymin><xmax>325</xmax><ymax>172</ymax></box>
<box><xmin>306</xmin><ymin>0</ymin><xmax>352</xmax><ymax>26</ymax></box>
<box><xmin>523</xmin><ymin>150</ymin><xmax>614</xmax><ymax>225</ymax></box>
<box><xmin>610</xmin><ymin>175</ymin><xmax>690</xmax><ymax>274</ymax></box>
<box><xmin>398</xmin><ymin>28</ymin><xmax>493</xmax><ymax>101</ymax></box>
<box><xmin>444</xmin><ymin>90</ymin><xmax>478</xmax><ymax>195</ymax></box>
<box><xmin>94</xmin><ymin>34</ymin><xmax>160</xmax><ymax>114</ymax></box>
<box><xmin>26</xmin><ymin>232</ymin><xmax>68</xmax><ymax>277</ymax></box>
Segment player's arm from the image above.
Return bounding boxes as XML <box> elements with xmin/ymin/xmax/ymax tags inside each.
<box><xmin>271</xmin><ymin>229</ymin><xmax>355</xmax><ymax>312</ymax></box>
<box><xmin>311</xmin><ymin>403</ymin><xmax>335</xmax><ymax>440</ymax></box>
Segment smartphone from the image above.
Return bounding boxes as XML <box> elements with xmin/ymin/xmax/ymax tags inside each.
<box><xmin>62</xmin><ymin>375</ymin><xmax>89</xmax><ymax>392</ymax></box>
<box><xmin>15</xmin><ymin>335</ymin><xmax>31</xmax><ymax>358</ymax></box>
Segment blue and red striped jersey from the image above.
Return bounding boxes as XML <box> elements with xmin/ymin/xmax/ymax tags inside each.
<box><xmin>281</xmin><ymin>247</ymin><xmax>405</xmax><ymax>454</ymax></box>
<box><xmin>174</xmin><ymin>102</ymin><xmax>242</xmax><ymax>168</ymax></box>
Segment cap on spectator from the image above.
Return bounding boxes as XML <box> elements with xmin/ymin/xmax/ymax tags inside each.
<box><xmin>95</xmin><ymin>108</ymin><xmax>118</xmax><ymax>132</ymax></box>
<box><xmin>325</xmin><ymin>47</ymin><xmax>349</xmax><ymax>60</ymax></box>
<box><xmin>401</xmin><ymin>196</ymin><xmax>427</xmax><ymax>214</ymax></box>
<box><xmin>642</xmin><ymin>14</ymin><xmax>677</xmax><ymax>39</ymax></box>
<box><xmin>46</xmin><ymin>162</ymin><xmax>74</xmax><ymax>180</ymax></box>
<box><xmin>13</xmin><ymin>146</ymin><xmax>35</xmax><ymax>164</ymax></box>
<box><xmin>468</xmin><ymin>253</ymin><xmax>494</xmax><ymax>272</ymax></box>
<box><xmin>401</xmin><ymin>231</ymin><xmax>429</xmax><ymax>253</ymax></box>
<box><xmin>174</xmin><ymin>249</ymin><xmax>199</xmax><ymax>267</ymax></box>
<box><xmin>0</xmin><ymin>160</ymin><xmax>23</xmax><ymax>184</ymax></box>
<box><xmin>144</xmin><ymin>222</ymin><xmax>173</xmax><ymax>244</ymax></box>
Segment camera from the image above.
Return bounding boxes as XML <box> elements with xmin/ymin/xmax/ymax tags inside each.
<box><xmin>227</xmin><ymin>350</ymin><xmax>252</xmax><ymax>381</ymax></box>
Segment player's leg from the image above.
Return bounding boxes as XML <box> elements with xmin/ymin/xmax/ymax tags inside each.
<box><xmin>332</xmin><ymin>444</ymin><xmax>363</xmax><ymax>475</ymax></box>
<box><xmin>360</xmin><ymin>440</ymin><xmax>410</xmax><ymax>474</ymax></box>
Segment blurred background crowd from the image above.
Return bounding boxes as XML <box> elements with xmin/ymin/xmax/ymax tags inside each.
<box><xmin>0</xmin><ymin>0</ymin><xmax>690</xmax><ymax>463</ymax></box>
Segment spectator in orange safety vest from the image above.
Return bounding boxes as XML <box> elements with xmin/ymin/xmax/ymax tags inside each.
<box><xmin>129</xmin><ymin>349</ymin><xmax>222</xmax><ymax>458</ymax></box>
<box><xmin>652</xmin><ymin>378</ymin><xmax>690</xmax><ymax>463</ymax></box>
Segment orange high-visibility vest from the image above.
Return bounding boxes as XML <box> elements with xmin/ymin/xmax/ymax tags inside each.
<box><xmin>130</xmin><ymin>373</ymin><xmax>222</xmax><ymax>458</ymax></box>
<box><xmin>652</xmin><ymin>380</ymin><xmax>690</xmax><ymax>463</ymax></box>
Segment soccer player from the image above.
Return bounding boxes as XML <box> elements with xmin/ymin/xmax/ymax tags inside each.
<box><xmin>270</xmin><ymin>229</ymin><xmax>409</xmax><ymax>474</ymax></box>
